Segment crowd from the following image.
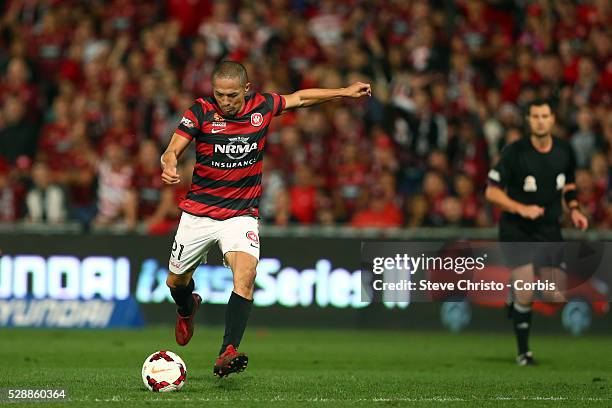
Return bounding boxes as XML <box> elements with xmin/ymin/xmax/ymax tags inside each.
<box><xmin>0</xmin><ymin>0</ymin><xmax>611</xmax><ymax>232</ymax></box>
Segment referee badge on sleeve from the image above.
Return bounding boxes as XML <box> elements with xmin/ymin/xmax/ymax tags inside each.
<box><xmin>488</xmin><ymin>169</ymin><xmax>500</xmax><ymax>182</ymax></box>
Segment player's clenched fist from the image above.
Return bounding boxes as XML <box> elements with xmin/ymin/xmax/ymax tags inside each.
<box><xmin>344</xmin><ymin>82</ymin><xmax>372</xmax><ymax>98</ymax></box>
<box><xmin>162</xmin><ymin>165</ymin><xmax>180</xmax><ymax>184</ymax></box>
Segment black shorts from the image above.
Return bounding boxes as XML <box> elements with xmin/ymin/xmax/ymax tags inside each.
<box><xmin>499</xmin><ymin>220</ymin><xmax>564</xmax><ymax>269</ymax></box>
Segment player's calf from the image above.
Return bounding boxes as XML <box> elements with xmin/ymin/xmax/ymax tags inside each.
<box><xmin>167</xmin><ymin>273</ymin><xmax>196</xmax><ymax>316</ymax></box>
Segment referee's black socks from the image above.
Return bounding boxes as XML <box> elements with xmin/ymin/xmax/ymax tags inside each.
<box><xmin>512</xmin><ymin>302</ymin><xmax>532</xmax><ymax>355</ymax></box>
<box><xmin>170</xmin><ymin>279</ymin><xmax>195</xmax><ymax>317</ymax></box>
<box><xmin>220</xmin><ymin>291</ymin><xmax>253</xmax><ymax>354</ymax></box>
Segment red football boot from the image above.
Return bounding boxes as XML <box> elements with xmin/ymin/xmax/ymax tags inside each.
<box><xmin>213</xmin><ymin>345</ymin><xmax>248</xmax><ymax>378</ymax></box>
<box><xmin>175</xmin><ymin>293</ymin><xmax>202</xmax><ymax>346</ymax></box>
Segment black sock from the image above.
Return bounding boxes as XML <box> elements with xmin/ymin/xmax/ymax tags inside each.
<box><xmin>170</xmin><ymin>279</ymin><xmax>195</xmax><ymax>317</ymax></box>
<box><xmin>513</xmin><ymin>303</ymin><xmax>532</xmax><ymax>355</ymax></box>
<box><xmin>220</xmin><ymin>291</ymin><xmax>253</xmax><ymax>355</ymax></box>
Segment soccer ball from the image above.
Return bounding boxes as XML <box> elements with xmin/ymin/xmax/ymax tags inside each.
<box><xmin>141</xmin><ymin>350</ymin><xmax>187</xmax><ymax>392</ymax></box>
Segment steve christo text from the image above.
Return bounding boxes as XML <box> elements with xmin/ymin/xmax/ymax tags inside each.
<box><xmin>372</xmin><ymin>279</ymin><xmax>556</xmax><ymax>292</ymax></box>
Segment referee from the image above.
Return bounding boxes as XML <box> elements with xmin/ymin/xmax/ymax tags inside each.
<box><xmin>485</xmin><ymin>99</ymin><xmax>588</xmax><ymax>366</ymax></box>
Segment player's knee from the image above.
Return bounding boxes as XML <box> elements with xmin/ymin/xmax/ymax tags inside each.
<box><xmin>166</xmin><ymin>272</ymin><xmax>191</xmax><ymax>289</ymax></box>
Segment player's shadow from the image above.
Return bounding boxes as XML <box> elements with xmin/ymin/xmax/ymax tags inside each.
<box><xmin>474</xmin><ymin>356</ymin><xmax>513</xmax><ymax>364</ymax></box>
<box><xmin>474</xmin><ymin>355</ymin><xmax>549</xmax><ymax>365</ymax></box>
<box><xmin>210</xmin><ymin>375</ymin><xmax>251</xmax><ymax>391</ymax></box>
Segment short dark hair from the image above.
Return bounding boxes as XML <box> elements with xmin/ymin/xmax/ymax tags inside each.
<box><xmin>526</xmin><ymin>99</ymin><xmax>554</xmax><ymax>115</ymax></box>
<box><xmin>212</xmin><ymin>61</ymin><xmax>248</xmax><ymax>86</ymax></box>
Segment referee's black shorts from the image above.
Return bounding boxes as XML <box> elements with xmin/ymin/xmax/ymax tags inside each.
<box><xmin>499</xmin><ymin>219</ymin><xmax>564</xmax><ymax>270</ymax></box>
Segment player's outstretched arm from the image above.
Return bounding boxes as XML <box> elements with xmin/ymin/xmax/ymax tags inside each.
<box><xmin>485</xmin><ymin>185</ymin><xmax>544</xmax><ymax>220</ymax></box>
<box><xmin>282</xmin><ymin>82</ymin><xmax>371</xmax><ymax>109</ymax></box>
<box><xmin>161</xmin><ymin>133</ymin><xmax>191</xmax><ymax>185</ymax></box>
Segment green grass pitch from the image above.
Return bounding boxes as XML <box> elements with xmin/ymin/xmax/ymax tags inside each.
<box><xmin>1</xmin><ymin>327</ymin><xmax>610</xmax><ymax>407</ymax></box>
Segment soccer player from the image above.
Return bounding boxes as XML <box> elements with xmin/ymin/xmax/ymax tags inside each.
<box><xmin>161</xmin><ymin>61</ymin><xmax>371</xmax><ymax>377</ymax></box>
<box><xmin>485</xmin><ymin>99</ymin><xmax>588</xmax><ymax>366</ymax></box>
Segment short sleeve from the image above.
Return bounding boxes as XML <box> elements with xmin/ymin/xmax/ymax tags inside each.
<box><xmin>488</xmin><ymin>144</ymin><xmax>515</xmax><ymax>188</ymax></box>
<box><xmin>175</xmin><ymin>101</ymin><xmax>205</xmax><ymax>141</ymax></box>
<box><xmin>263</xmin><ymin>92</ymin><xmax>286</xmax><ymax>116</ymax></box>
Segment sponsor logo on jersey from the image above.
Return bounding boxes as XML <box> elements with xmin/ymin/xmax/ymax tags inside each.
<box><xmin>251</xmin><ymin>112</ymin><xmax>263</xmax><ymax>127</ymax></box>
<box><xmin>523</xmin><ymin>175</ymin><xmax>537</xmax><ymax>192</ymax></box>
<box><xmin>214</xmin><ymin>137</ymin><xmax>258</xmax><ymax>160</ymax></box>
<box><xmin>180</xmin><ymin>117</ymin><xmax>195</xmax><ymax>128</ymax></box>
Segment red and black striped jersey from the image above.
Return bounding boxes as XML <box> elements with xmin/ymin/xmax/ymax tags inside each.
<box><xmin>174</xmin><ymin>92</ymin><xmax>285</xmax><ymax>220</ymax></box>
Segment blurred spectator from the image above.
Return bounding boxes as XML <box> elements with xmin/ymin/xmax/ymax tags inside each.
<box><xmin>0</xmin><ymin>58</ymin><xmax>39</xmax><ymax>118</ymax></box>
<box><xmin>289</xmin><ymin>164</ymin><xmax>317</xmax><ymax>224</ymax></box>
<box><xmin>273</xmin><ymin>188</ymin><xmax>291</xmax><ymax>226</ymax></box>
<box><xmin>315</xmin><ymin>191</ymin><xmax>336</xmax><ymax>226</ymax></box>
<box><xmin>260</xmin><ymin>157</ymin><xmax>286</xmax><ymax>223</ymax></box>
<box><xmin>93</xmin><ymin>143</ymin><xmax>137</xmax><ymax>229</ymax></box>
<box><xmin>441</xmin><ymin>196</ymin><xmax>465</xmax><ymax>227</ymax></box>
<box><xmin>100</xmin><ymin>103</ymin><xmax>139</xmax><ymax>155</ymax></box>
<box><xmin>454</xmin><ymin>172</ymin><xmax>482</xmax><ymax>226</ymax></box>
<box><xmin>0</xmin><ymin>159</ymin><xmax>24</xmax><ymax>222</ymax></box>
<box><xmin>332</xmin><ymin>141</ymin><xmax>368</xmax><ymax>213</ymax></box>
<box><xmin>392</xmin><ymin>87</ymin><xmax>447</xmax><ymax>175</ymax></box>
<box><xmin>502</xmin><ymin>48</ymin><xmax>541</xmax><ymax>103</ymax></box>
<box><xmin>590</xmin><ymin>152</ymin><xmax>610</xmax><ymax>199</ymax></box>
<box><xmin>448</xmin><ymin>119</ymin><xmax>489</xmax><ymax>185</ymax></box>
<box><xmin>0</xmin><ymin>96</ymin><xmax>38</xmax><ymax>164</ymax></box>
<box><xmin>25</xmin><ymin>162</ymin><xmax>67</xmax><ymax>223</ymax></box>
<box><xmin>351</xmin><ymin>187</ymin><xmax>403</xmax><ymax>228</ymax></box>
<box><xmin>37</xmin><ymin>97</ymin><xmax>72</xmax><ymax>165</ymax></box>
<box><xmin>0</xmin><ymin>0</ymin><xmax>610</xmax><ymax>229</ymax></box>
<box><xmin>405</xmin><ymin>193</ymin><xmax>429</xmax><ymax>228</ymax></box>
<box><xmin>422</xmin><ymin>170</ymin><xmax>448</xmax><ymax>227</ymax></box>
<box><xmin>571</xmin><ymin>106</ymin><xmax>603</xmax><ymax>168</ymax></box>
<box><xmin>59</xmin><ymin>120</ymin><xmax>98</xmax><ymax>226</ymax></box>
<box><xmin>133</xmin><ymin>140</ymin><xmax>175</xmax><ymax>234</ymax></box>
<box><xmin>576</xmin><ymin>168</ymin><xmax>606</xmax><ymax>225</ymax></box>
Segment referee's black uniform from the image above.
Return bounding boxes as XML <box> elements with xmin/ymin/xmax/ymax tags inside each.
<box><xmin>488</xmin><ymin>136</ymin><xmax>576</xmax><ymax>267</ymax></box>
<box><xmin>487</xmin><ymin>134</ymin><xmax>578</xmax><ymax>362</ymax></box>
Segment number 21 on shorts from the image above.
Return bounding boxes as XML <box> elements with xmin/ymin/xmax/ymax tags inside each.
<box><xmin>172</xmin><ymin>240</ymin><xmax>185</xmax><ymax>260</ymax></box>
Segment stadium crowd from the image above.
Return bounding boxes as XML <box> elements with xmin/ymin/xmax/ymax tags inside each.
<box><xmin>0</xmin><ymin>0</ymin><xmax>611</xmax><ymax>232</ymax></box>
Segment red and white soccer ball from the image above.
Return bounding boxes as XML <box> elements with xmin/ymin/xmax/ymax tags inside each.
<box><xmin>141</xmin><ymin>350</ymin><xmax>187</xmax><ymax>392</ymax></box>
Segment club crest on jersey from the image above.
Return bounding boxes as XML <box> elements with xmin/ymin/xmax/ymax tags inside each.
<box><xmin>523</xmin><ymin>175</ymin><xmax>537</xmax><ymax>192</ymax></box>
<box><xmin>180</xmin><ymin>117</ymin><xmax>195</xmax><ymax>128</ymax></box>
<box><xmin>556</xmin><ymin>173</ymin><xmax>566</xmax><ymax>190</ymax></box>
<box><xmin>251</xmin><ymin>112</ymin><xmax>263</xmax><ymax>127</ymax></box>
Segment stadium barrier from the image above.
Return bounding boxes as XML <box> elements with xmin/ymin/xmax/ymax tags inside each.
<box><xmin>0</xmin><ymin>229</ymin><xmax>609</xmax><ymax>333</ymax></box>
